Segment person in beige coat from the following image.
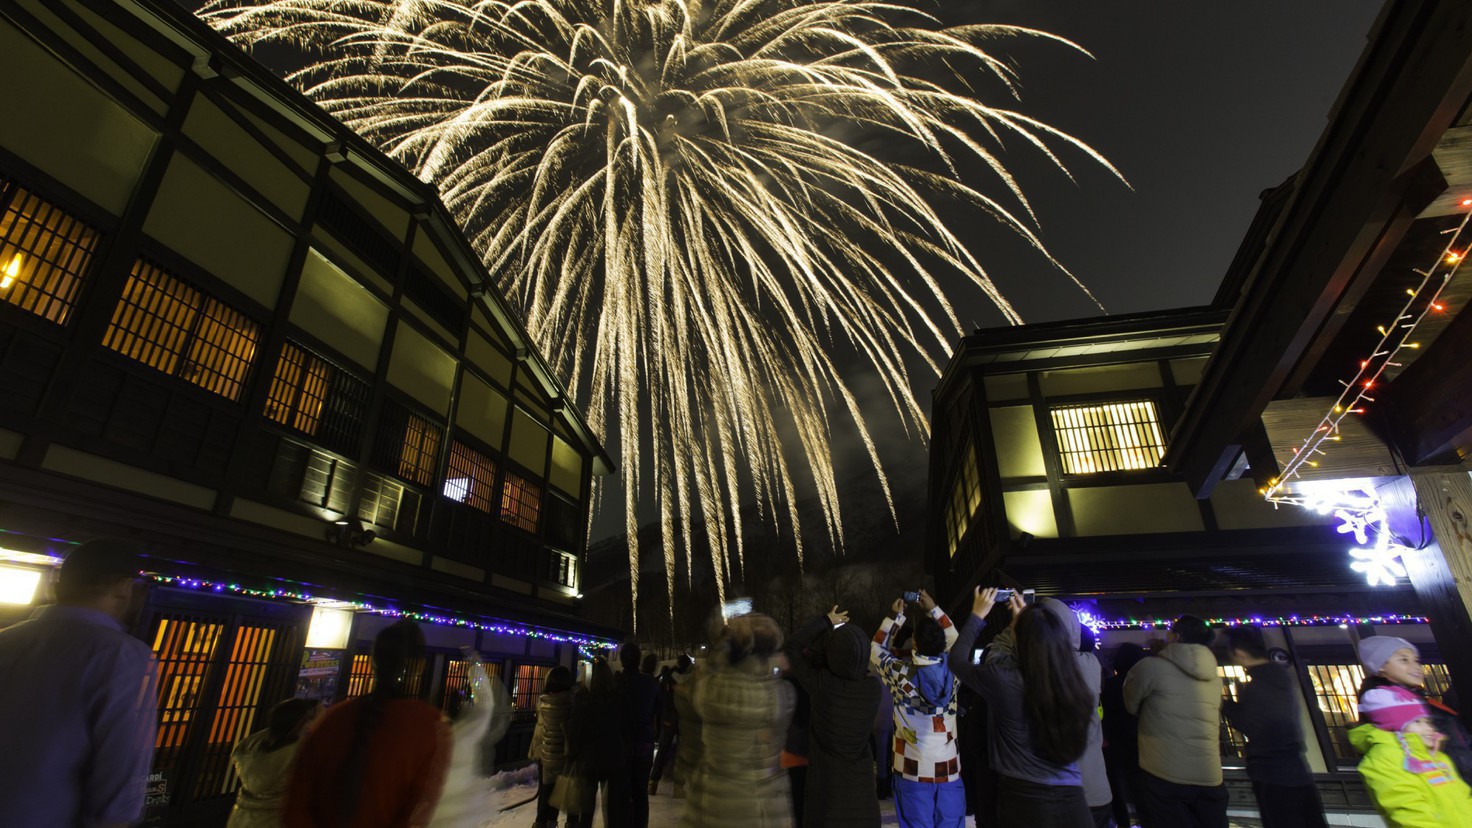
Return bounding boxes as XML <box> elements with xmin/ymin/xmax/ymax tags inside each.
<box><xmin>679</xmin><ymin>613</ymin><xmax>796</xmax><ymax>828</ymax></box>
<box><xmin>1123</xmin><ymin>615</ymin><xmax>1225</xmax><ymax>828</ymax></box>
<box><xmin>227</xmin><ymin>698</ymin><xmax>321</xmax><ymax>828</ymax></box>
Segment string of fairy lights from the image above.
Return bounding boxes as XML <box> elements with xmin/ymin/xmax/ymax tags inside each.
<box><xmin>1263</xmin><ymin>198</ymin><xmax>1472</xmax><ymax>508</ymax></box>
<box><xmin>145</xmin><ymin>573</ymin><xmax>618</xmax><ymax>651</ymax></box>
<box><xmin>1071</xmin><ymin>607</ymin><xmax>1427</xmax><ymax>633</ymax></box>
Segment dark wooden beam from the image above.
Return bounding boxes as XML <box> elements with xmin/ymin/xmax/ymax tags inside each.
<box><xmin>1385</xmin><ymin>299</ymin><xmax>1472</xmax><ymax>464</ymax></box>
<box><xmin>1167</xmin><ymin>2</ymin><xmax>1472</xmax><ymax>496</ymax></box>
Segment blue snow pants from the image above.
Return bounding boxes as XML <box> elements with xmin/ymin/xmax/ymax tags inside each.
<box><xmin>893</xmin><ymin>776</ymin><xmax>966</xmax><ymax>828</ymax></box>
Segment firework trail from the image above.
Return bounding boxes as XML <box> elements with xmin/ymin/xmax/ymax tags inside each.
<box><xmin>200</xmin><ymin>0</ymin><xmax>1121</xmax><ymax>620</ymax></box>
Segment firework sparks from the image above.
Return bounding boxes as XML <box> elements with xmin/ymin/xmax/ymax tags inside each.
<box><xmin>200</xmin><ymin>0</ymin><xmax>1121</xmax><ymax>620</ymax></box>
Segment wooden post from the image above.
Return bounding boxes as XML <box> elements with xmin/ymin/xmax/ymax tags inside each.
<box><xmin>1379</xmin><ymin>471</ymin><xmax>1472</xmax><ymax>721</ymax></box>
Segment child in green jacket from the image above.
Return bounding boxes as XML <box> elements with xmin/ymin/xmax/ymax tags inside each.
<box><xmin>1349</xmin><ymin>636</ymin><xmax>1472</xmax><ymax>827</ymax></box>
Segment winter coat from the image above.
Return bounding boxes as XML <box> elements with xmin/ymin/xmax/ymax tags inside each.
<box><xmin>1039</xmin><ymin>598</ymin><xmax>1111</xmax><ymax>808</ymax></box>
<box><xmin>1123</xmin><ymin>642</ymin><xmax>1223</xmax><ymax>787</ymax></box>
<box><xmin>871</xmin><ymin>606</ymin><xmax>962</xmax><ymax>783</ymax></box>
<box><xmin>671</xmin><ymin>668</ymin><xmax>702</xmax><ymax>786</ymax></box>
<box><xmin>950</xmin><ymin>618</ymin><xmax>1082</xmax><ymax>789</ymax></box>
<box><xmin>528</xmin><ymin>690</ymin><xmax>572</xmax><ymax>780</ymax></box>
<box><xmin>619</xmin><ymin>669</ymin><xmax>661</xmax><ymax>755</ymax></box>
<box><xmin>1350</xmin><ymin>723</ymin><xmax>1472</xmax><ymax>827</ymax></box>
<box><xmin>228</xmin><ymin>730</ymin><xmax>301</xmax><ymax>828</ymax></box>
<box><xmin>1221</xmin><ymin>662</ymin><xmax>1313</xmax><ymax>785</ymax></box>
<box><xmin>679</xmin><ymin>654</ymin><xmax>795</xmax><ymax>828</ymax></box>
<box><xmin>567</xmin><ymin>688</ymin><xmax>626</xmax><ymax>779</ymax></box>
<box><xmin>784</xmin><ymin>615</ymin><xmax>883</xmax><ymax>828</ymax></box>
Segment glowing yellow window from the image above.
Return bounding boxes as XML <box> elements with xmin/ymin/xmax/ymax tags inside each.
<box><xmin>1050</xmin><ymin>400</ymin><xmax>1166</xmax><ymax>475</ymax></box>
<box><xmin>103</xmin><ymin>259</ymin><xmax>260</xmax><ymax>401</ymax></box>
<box><xmin>0</xmin><ymin>180</ymin><xmax>100</xmax><ymax>325</ymax></box>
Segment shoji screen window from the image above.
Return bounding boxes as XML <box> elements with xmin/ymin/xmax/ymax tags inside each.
<box><xmin>1050</xmin><ymin>400</ymin><xmax>1166</xmax><ymax>475</ymax></box>
<box><xmin>501</xmin><ymin>470</ymin><xmax>542</xmax><ymax>534</ymax></box>
<box><xmin>443</xmin><ymin>440</ymin><xmax>498</xmax><ymax>513</ymax></box>
<box><xmin>103</xmin><ymin>259</ymin><xmax>260</xmax><ymax>401</ymax></box>
<box><xmin>0</xmin><ymin>177</ymin><xmax>101</xmax><ymax>325</ymax></box>
<box><xmin>264</xmin><ymin>341</ymin><xmax>371</xmax><ymax>456</ymax></box>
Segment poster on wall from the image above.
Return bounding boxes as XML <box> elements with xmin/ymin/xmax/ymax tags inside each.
<box><xmin>297</xmin><ymin>649</ymin><xmax>344</xmax><ymax>702</ymax></box>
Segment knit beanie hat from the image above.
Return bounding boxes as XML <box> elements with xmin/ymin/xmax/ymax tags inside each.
<box><xmin>824</xmin><ymin>623</ymin><xmax>870</xmax><ymax>681</ymax></box>
<box><xmin>1359</xmin><ymin>636</ymin><xmax>1417</xmax><ymax>676</ymax></box>
<box><xmin>1360</xmin><ymin>684</ymin><xmax>1430</xmax><ymax>733</ymax></box>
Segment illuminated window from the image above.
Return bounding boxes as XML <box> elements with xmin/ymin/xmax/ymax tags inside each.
<box><xmin>0</xmin><ymin>178</ymin><xmax>100</xmax><ymax>325</ymax></box>
<box><xmin>103</xmin><ymin>259</ymin><xmax>260</xmax><ymax>401</ymax></box>
<box><xmin>345</xmin><ymin>653</ymin><xmax>374</xmax><ymax>698</ymax></box>
<box><xmin>441</xmin><ymin>659</ymin><xmax>503</xmax><ymax>713</ymax></box>
<box><xmin>1425</xmin><ymin>662</ymin><xmax>1453</xmax><ymax>705</ymax></box>
<box><xmin>1218</xmin><ymin>665</ymin><xmax>1249</xmax><ymax>763</ymax></box>
<box><xmin>444</xmin><ymin>440</ymin><xmax>498</xmax><ymax>513</ymax></box>
<box><xmin>397</xmin><ymin>412</ymin><xmax>441</xmax><ymax>487</ymax></box>
<box><xmin>945</xmin><ymin>443</ymin><xmax>983</xmax><ymax>557</ymax></box>
<box><xmin>264</xmin><ymin>342</ymin><xmax>370</xmax><ymax>455</ymax></box>
<box><xmin>511</xmin><ymin>664</ymin><xmax>550</xmax><ymax>721</ymax></box>
<box><xmin>1305</xmin><ymin>663</ymin><xmax>1366</xmax><ymax>765</ymax></box>
<box><xmin>1050</xmin><ymin>400</ymin><xmax>1166</xmax><ymax>475</ymax></box>
<box><xmin>501</xmin><ymin>470</ymin><xmax>542</xmax><ymax>534</ymax></box>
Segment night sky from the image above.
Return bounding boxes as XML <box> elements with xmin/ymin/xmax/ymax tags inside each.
<box><xmin>609</xmin><ymin>1</ymin><xmax>1387</xmax><ymax>537</ymax></box>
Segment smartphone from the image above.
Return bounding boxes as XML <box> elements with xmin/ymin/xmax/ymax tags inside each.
<box><xmin>994</xmin><ymin>588</ymin><xmax>1036</xmax><ymax>605</ymax></box>
<box><xmin>721</xmin><ymin>597</ymin><xmax>753</xmax><ymax>619</ymax></box>
<box><xmin>902</xmin><ymin>590</ymin><xmax>920</xmax><ymax>603</ymax></box>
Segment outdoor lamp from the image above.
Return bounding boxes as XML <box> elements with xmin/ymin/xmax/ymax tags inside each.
<box><xmin>305</xmin><ymin>606</ymin><xmax>354</xmax><ymax>649</ymax></box>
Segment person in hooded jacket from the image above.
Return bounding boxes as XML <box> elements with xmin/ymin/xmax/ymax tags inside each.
<box><xmin>227</xmin><ymin>698</ymin><xmax>321</xmax><ymax>828</ymax></box>
<box><xmin>871</xmin><ymin>589</ymin><xmax>963</xmax><ymax>828</ymax></box>
<box><xmin>679</xmin><ymin>612</ymin><xmax>795</xmax><ymax>828</ymax></box>
<box><xmin>1040</xmin><ymin>597</ymin><xmax>1113</xmax><ymax>827</ymax></box>
<box><xmin>1123</xmin><ymin>615</ymin><xmax>1225</xmax><ymax>828</ymax></box>
<box><xmin>949</xmin><ymin>588</ymin><xmax>1093</xmax><ymax>828</ymax></box>
<box><xmin>529</xmin><ymin>666</ymin><xmax>575</xmax><ymax>828</ymax></box>
<box><xmin>782</xmin><ymin>604</ymin><xmax>883</xmax><ymax>827</ymax></box>
<box><xmin>1354</xmin><ymin>635</ymin><xmax>1472</xmax><ymax>785</ymax></box>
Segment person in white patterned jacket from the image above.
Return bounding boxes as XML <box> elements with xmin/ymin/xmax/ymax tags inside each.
<box><xmin>870</xmin><ymin>589</ymin><xmax>964</xmax><ymax>828</ymax></box>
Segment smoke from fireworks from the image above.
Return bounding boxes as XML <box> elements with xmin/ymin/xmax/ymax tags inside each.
<box><xmin>200</xmin><ymin>0</ymin><xmax>1120</xmax><ymax>619</ymax></box>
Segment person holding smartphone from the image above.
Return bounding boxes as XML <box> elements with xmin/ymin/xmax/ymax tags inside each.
<box><xmin>870</xmin><ymin>589</ymin><xmax>964</xmax><ymax>828</ymax></box>
<box><xmin>947</xmin><ymin>587</ymin><xmax>1094</xmax><ymax>828</ymax></box>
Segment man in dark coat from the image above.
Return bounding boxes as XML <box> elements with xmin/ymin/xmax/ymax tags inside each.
<box><xmin>617</xmin><ymin>643</ymin><xmax>661</xmax><ymax>828</ymax></box>
<box><xmin>1221</xmin><ymin>627</ymin><xmax>1327</xmax><ymax>828</ymax></box>
<box><xmin>783</xmin><ymin>605</ymin><xmax>884</xmax><ymax>827</ymax></box>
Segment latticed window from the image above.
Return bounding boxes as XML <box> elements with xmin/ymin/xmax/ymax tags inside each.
<box><xmin>945</xmin><ymin>442</ymin><xmax>983</xmax><ymax>557</ymax></box>
<box><xmin>264</xmin><ymin>341</ymin><xmax>370</xmax><ymax>455</ymax></box>
<box><xmin>103</xmin><ymin>259</ymin><xmax>260</xmax><ymax>401</ymax></box>
<box><xmin>1305</xmin><ymin>663</ymin><xmax>1366</xmax><ymax>766</ymax></box>
<box><xmin>0</xmin><ymin>178</ymin><xmax>100</xmax><ymax>325</ymax></box>
<box><xmin>1050</xmin><ymin>400</ymin><xmax>1166</xmax><ymax>475</ymax></box>
<box><xmin>1218</xmin><ymin>665</ymin><xmax>1249</xmax><ymax>763</ymax></box>
<box><xmin>511</xmin><ymin>664</ymin><xmax>550</xmax><ymax>721</ymax></box>
<box><xmin>443</xmin><ymin>440</ymin><xmax>498</xmax><ymax>513</ymax></box>
<box><xmin>501</xmin><ymin>470</ymin><xmax>542</xmax><ymax>534</ymax></box>
<box><xmin>398</xmin><ymin>412</ymin><xmax>441</xmax><ymax>486</ymax></box>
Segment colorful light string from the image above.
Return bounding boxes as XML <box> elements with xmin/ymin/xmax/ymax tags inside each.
<box><xmin>1264</xmin><ymin>199</ymin><xmax>1472</xmax><ymax>506</ymax></box>
<box><xmin>146</xmin><ymin>573</ymin><xmax>619</xmax><ymax>649</ymax></box>
<box><xmin>1087</xmin><ymin>612</ymin><xmax>1427</xmax><ymax>632</ymax></box>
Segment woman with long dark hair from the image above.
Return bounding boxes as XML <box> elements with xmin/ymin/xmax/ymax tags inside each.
<box><xmin>949</xmin><ymin>588</ymin><xmax>1094</xmax><ymax>828</ymax></box>
<box><xmin>228</xmin><ymin>697</ymin><xmax>321</xmax><ymax>828</ymax></box>
<box><xmin>565</xmin><ymin>656</ymin><xmax>627</xmax><ymax>827</ymax></box>
<box><xmin>284</xmin><ymin>620</ymin><xmax>452</xmax><ymax>828</ymax></box>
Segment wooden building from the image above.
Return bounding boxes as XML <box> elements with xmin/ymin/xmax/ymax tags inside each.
<box><xmin>927</xmin><ymin>1</ymin><xmax>1472</xmax><ymax>812</ymax></box>
<box><xmin>0</xmin><ymin>0</ymin><xmax>618</xmax><ymax>821</ymax></box>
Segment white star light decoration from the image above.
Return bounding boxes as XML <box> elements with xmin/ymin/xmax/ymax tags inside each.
<box><xmin>1308</xmin><ymin>491</ymin><xmax>1410</xmax><ymax>587</ymax></box>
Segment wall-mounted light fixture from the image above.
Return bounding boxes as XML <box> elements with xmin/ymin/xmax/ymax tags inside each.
<box><xmin>305</xmin><ymin>605</ymin><xmax>354</xmax><ymax>649</ymax></box>
<box><xmin>325</xmin><ymin>518</ymin><xmax>375</xmax><ymax>548</ymax></box>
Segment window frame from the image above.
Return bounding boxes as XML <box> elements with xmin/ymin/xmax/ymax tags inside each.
<box><xmin>0</xmin><ymin>174</ymin><xmax>105</xmax><ymax>328</ymax></box>
<box><xmin>499</xmin><ymin>463</ymin><xmax>545</xmax><ymax>536</ymax></box>
<box><xmin>101</xmin><ymin>256</ymin><xmax>263</xmax><ymax>403</ymax></box>
<box><xmin>1043</xmin><ymin>392</ymin><xmax>1172</xmax><ymax>481</ymax></box>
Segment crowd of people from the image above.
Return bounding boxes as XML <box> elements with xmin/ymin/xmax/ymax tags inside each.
<box><xmin>3</xmin><ymin>539</ymin><xmax>1472</xmax><ymax>827</ymax></box>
